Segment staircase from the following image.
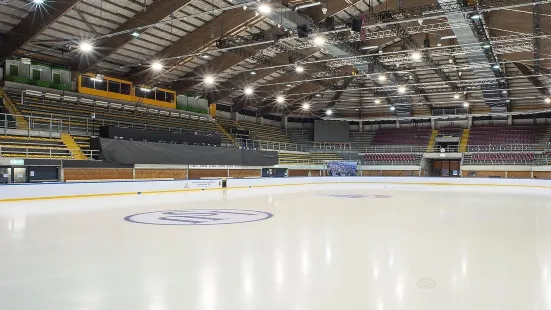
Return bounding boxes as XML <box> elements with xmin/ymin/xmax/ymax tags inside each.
<box><xmin>61</xmin><ymin>133</ymin><xmax>88</xmax><ymax>160</ymax></box>
<box><xmin>459</xmin><ymin>129</ymin><xmax>470</xmax><ymax>152</ymax></box>
<box><xmin>214</xmin><ymin>121</ymin><xmax>236</xmax><ymax>145</ymax></box>
<box><xmin>426</xmin><ymin>129</ymin><xmax>438</xmax><ymax>152</ymax></box>
<box><xmin>0</xmin><ymin>90</ymin><xmax>28</xmax><ymax>130</ymax></box>
<box><xmin>538</xmin><ymin>126</ymin><xmax>551</xmax><ymax>145</ymax></box>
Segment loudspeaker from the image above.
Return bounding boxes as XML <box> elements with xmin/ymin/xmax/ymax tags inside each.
<box><xmin>324</xmin><ymin>16</ymin><xmax>335</xmax><ymax>31</ymax></box>
<box><xmin>378</xmin><ymin>11</ymin><xmax>392</xmax><ymax>22</ymax></box>
<box><xmin>297</xmin><ymin>24</ymin><xmax>309</xmax><ymax>38</ymax></box>
<box><xmin>351</xmin><ymin>18</ymin><xmax>362</xmax><ymax>32</ymax></box>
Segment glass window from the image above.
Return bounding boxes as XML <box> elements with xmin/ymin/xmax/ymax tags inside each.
<box><xmin>135</xmin><ymin>86</ymin><xmax>154</xmax><ymax>99</ymax></box>
<box><xmin>95</xmin><ymin>79</ymin><xmax>107</xmax><ymax>91</ymax></box>
<box><xmin>52</xmin><ymin>73</ymin><xmax>61</xmax><ymax>84</ymax></box>
<box><xmin>145</xmin><ymin>89</ymin><xmax>155</xmax><ymax>99</ymax></box>
<box><xmin>155</xmin><ymin>91</ymin><xmax>166</xmax><ymax>102</ymax></box>
<box><xmin>81</xmin><ymin>76</ymin><xmax>94</xmax><ymax>88</ymax></box>
<box><xmin>9</xmin><ymin>64</ymin><xmax>19</xmax><ymax>76</ymax></box>
<box><xmin>166</xmin><ymin>92</ymin><xmax>175</xmax><ymax>103</ymax></box>
<box><xmin>108</xmin><ymin>80</ymin><xmax>121</xmax><ymax>93</ymax></box>
<box><xmin>121</xmin><ymin>83</ymin><xmax>131</xmax><ymax>95</ymax></box>
<box><xmin>32</xmin><ymin>69</ymin><xmax>41</xmax><ymax>80</ymax></box>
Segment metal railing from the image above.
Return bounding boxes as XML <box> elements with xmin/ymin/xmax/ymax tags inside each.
<box><xmin>0</xmin><ymin>146</ymin><xmax>99</xmax><ymax>159</ymax></box>
<box><xmin>1</xmin><ymin>112</ymin><xmax>63</xmax><ymax>137</ymax></box>
<box><xmin>463</xmin><ymin>155</ymin><xmax>551</xmax><ymax>166</ymax></box>
<box><xmin>432</xmin><ymin>108</ymin><xmax>468</xmax><ymax>116</ymax></box>
<box><xmin>19</xmin><ymin>90</ymin><xmax>220</xmax><ymax>137</ymax></box>
<box><xmin>362</xmin><ymin>145</ymin><xmax>427</xmax><ymax>153</ymax></box>
<box><xmin>236</xmin><ymin>138</ymin><xmax>311</xmax><ymax>152</ymax></box>
<box><xmin>427</xmin><ymin>146</ymin><xmax>460</xmax><ymax>153</ymax></box>
<box><xmin>466</xmin><ymin>144</ymin><xmax>541</xmax><ymax>152</ymax></box>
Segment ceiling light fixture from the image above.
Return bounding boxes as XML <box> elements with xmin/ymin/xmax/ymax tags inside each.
<box><xmin>360</xmin><ymin>45</ymin><xmax>379</xmax><ymax>50</ymax></box>
<box><xmin>325</xmin><ymin>109</ymin><xmax>332</xmax><ymax>115</ymax></box>
<box><xmin>276</xmin><ymin>95</ymin><xmax>285</xmax><ymax>104</ymax></box>
<box><xmin>244</xmin><ymin>87</ymin><xmax>254</xmax><ymax>95</ymax></box>
<box><xmin>204</xmin><ymin>75</ymin><xmax>215</xmax><ymax>85</ymax></box>
<box><xmin>295</xmin><ymin>65</ymin><xmax>305</xmax><ymax>73</ymax></box>
<box><xmin>258</xmin><ymin>3</ymin><xmax>272</xmax><ymax>14</ymax></box>
<box><xmin>463</xmin><ymin>101</ymin><xmax>470</xmax><ymax>108</ymax></box>
<box><xmin>250</xmin><ymin>71</ymin><xmax>256</xmax><ymax>75</ymax></box>
<box><xmin>470</xmin><ymin>14</ymin><xmax>481</xmax><ymax>20</ymax></box>
<box><xmin>440</xmin><ymin>35</ymin><xmax>457</xmax><ymax>40</ymax></box>
<box><xmin>374</xmin><ymin>98</ymin><xmax>381</xmax><ymax>104</ymax></box>
<box><xmin>151</xmin><ymin>61</ymin><xmax>163</xmax><ymax>71</ymax></box>
<box><xmin>32</xmin><ymin>0</ymin><xmax>45</xmax><ymax>4</ymax></box>
<box><xmin>378</xmin><ymin>74</ymin><xmax>387</xmax><ymax>81</ymax></box>
<box><xmin>302</xmin><ymin>102</ymin><xmax>310</xmax><ymax>110</ymax></box>
<box><xmin>390</xmin><ymin>106</ymin><xmax>396</xmax><ymax>111</ymax></box>
<box><xmin>411</xmin><ymin>51</ymin><xmax>422</xmax><ymax>61</ymax></box>
<box><xmin>545</xmin><ymin>97</ymin><xmax>551</xmax><ymax>104</ymax></box>
<box><xmin>313</xmin><ymin>36</ymin><xmax>326</xmax><ymax>46</ymax></box>
<box><xmin>453</xmin><ymin>94</ymin><xmax>460</xmax><ymax>99</ymax></box>
<box><xmin>397</xmin><ymin>86</ymin><xmax>407</xmax><ymax>94</ymax></box>
<box><xmin>79</xmin><ymin>41</ymin><xmax>93</xmax><ymax>53</ymax></box>
<box><xmin>131</xmin><ymin>31</ymin><xmax>140</xmax><ymax>37</ymax></box>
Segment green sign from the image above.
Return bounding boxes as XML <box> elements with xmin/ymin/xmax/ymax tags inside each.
<box><xmin>10</xmin><ymin>159</ymin><xmax>24</xmax><ymax>165</ymax></box>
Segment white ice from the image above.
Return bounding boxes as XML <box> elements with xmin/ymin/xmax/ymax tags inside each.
<box><xmin>0</xmin><ymin>183</ymin><xmax>550</xmax><ymax>310</ymax></box>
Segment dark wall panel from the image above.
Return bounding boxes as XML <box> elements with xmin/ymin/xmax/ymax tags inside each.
<box><xmin>98</xmin><ymin>138</ymin><xmax>278</xmax><ymax>166</ymax></box>
<box><xmin>314</xmin><ymin>120</ymin><xmax>350</xmax><ymax>142</ymax></box>
<box><xmin>100</xmin><ymin>125</ymin><xmax>221</xmax><ymax>146</ymax></box>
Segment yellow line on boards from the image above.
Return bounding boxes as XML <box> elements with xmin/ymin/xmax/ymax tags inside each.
<box><xmin>1</xmin><ymin>180</ymin><xmax>551</xmax><ymax>203</ymax></box>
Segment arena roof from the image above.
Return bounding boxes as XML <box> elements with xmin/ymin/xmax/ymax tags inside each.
<box><xmin>1</xmin><ymin>0</ymin><xmax>550</xmax><ymax>120</ymax></box>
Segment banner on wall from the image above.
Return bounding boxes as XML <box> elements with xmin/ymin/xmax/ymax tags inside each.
<box><xmin>327</xmin><ymin>161</ymin><xmax>357</xmax><ymax>176</ymax></box>
<box><xmin>188</xmin><ymin>179</ymin><xmax>222</xmax><ymax>189</ymax></box>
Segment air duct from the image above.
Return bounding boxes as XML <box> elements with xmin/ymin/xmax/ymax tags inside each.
<box><xmin>437</xmin><ymin>0</ymin><xmax>507</xmax><ymax>113</ymax></box>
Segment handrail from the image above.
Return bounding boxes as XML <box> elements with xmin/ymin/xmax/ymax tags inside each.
<box><xmin>0</xmin><ymin>146</ymin><xmax>99</xmax><ymax>159</ymax></box>
<box><xmin>466</xmin><ymin>144</ymin><xmax>541</xmax><ymax>152</ymax></box>
<box><xmin>19</xmin><ymin>90</ymin><xmax>219</xmax><ymax>137</ymax></box>
<box><xmin>20</xmin><ymin>90</ymin><xmax>212</xmax><ymax>121</ymax></box>
<box><xmin>1</xmin><ymin>112</ymin><xmax>63</xmax><ymax>138</ymax></box>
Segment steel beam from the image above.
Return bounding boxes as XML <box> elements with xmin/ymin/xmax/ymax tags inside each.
<box><xmin>329</xmin><ymin>77</ymin><xmax>355</xmax><ymax>109</ymax></box>
<box><xmin>533</xmin><ymin>0</ymin><xmax>542</xmax><ymax>74</ymax></box>
<box><xmin>128</xmin><ymin>8</ymin><xmax>258</xmax><ymax>84</ymax></box>
<box><xmin>513</xmin><ymin>62</ymin><xmax>547</xmax><ymax>96</ymax></box>
<box><xmin>0</xmin><ymin>0</ymin><xmax>83</xmax><ymax>60</ymax></box>
<box><xmin>77</xmin><ymin>0</ymin><xmax>196</xmax><ymax>73</ymax></box>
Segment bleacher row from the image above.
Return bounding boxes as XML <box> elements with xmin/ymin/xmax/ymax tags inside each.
<box><xmin>2</xmin><ymin>89</ymin><xmax>551</xmax><ymax>166</ymax></box>
<box><xmin>0</xmin><ymin>135</ymin><xmax>91</xmax><ymax>159</ymax></box>
<box><xmin>468</xmin><ymin>126</ymin><xmax>544</xmax><ymax>145</ymax></box>
<box><xmin>9</xmin><ymin>91</ymin><xmax>232</xmax><ymax>145</ymax></box>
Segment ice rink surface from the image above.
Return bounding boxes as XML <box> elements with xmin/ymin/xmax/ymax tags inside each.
<box><xmin>1</xmin><ymin>183</ymin><xmax>551</xmax><ymax>310</ymax></box>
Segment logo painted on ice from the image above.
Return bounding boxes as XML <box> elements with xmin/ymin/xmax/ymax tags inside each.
<box><xmin>124</xmin><ymin>209</ymin><xmax>273</xmax><ymax>225</ymax></box>
<box><xmin>319</xmin><ymin>194</ymin><xmax>392</xmax><ymax>199</ymax></box>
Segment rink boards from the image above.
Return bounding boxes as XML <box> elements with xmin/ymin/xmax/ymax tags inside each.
<box><xmin>2</xmin><ymin>177</ymin><xmax>551</xmax><ymax>202</ymax></box>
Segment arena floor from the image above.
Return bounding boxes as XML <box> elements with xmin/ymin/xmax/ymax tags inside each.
<box><xmin>0</xmin><ymin>183</ymin><xmax>549</xmax><ymax>310</ymax></box>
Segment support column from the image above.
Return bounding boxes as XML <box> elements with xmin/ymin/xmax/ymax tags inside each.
<box><xmin>282</xmin><ymin>115</ymin><xmax>288</xmax><ymax>129</ymax></box>
<box><xmin>507</xmin><ymin>115</ymin><xmax>512</xmax><ymax>125</ymax></box>
<box><xmin>431</xmin><ymin>118</ymin><xmax>435</xmax><ymax>129</ymax></box>
<box><xmin>230</xmin><ymin>112</ymin><xmax>238</xmax><ymax>122</ymax></box>
<box><xmin>396</xmin><ymin>120</ymin><xmax>400</xmax><ymax>128</ymax></box>
<box><xmin>467</xmin><ymin>116</ymin><xmax>473</xmax><ymax>128</ymax></box>
<box><xmin>359</xmin><ymin>121</ymin><xmax>363</xmax><ymax>132</ymax></box>
<box><xmin>259</xmin><ymin>116</ymin><xmax>264</xmax><ymax>125</ymax></box>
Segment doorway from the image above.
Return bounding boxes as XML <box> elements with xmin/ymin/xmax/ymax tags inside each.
<box><xmin>0</xmin><ymin>167</ymin><xmax>10</xmax><ymax>183</ymax></box>
<box><xmin>12</xmin><ymin>167</ymin><xmax>27</xmax><ymax>183</ymax></box>
<box><xmin>432</xmin><ymin>160</ymin><xmax>461</xmax><ymax>177</ymax></box>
